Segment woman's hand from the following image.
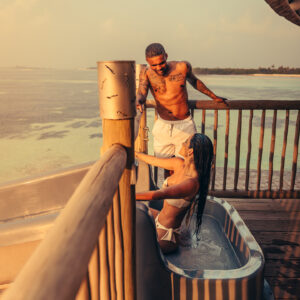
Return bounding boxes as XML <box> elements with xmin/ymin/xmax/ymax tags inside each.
<box><xmin>135</xmin><ymin>151</ymin><xmax>142</xmax><ymax>158</ymax></box>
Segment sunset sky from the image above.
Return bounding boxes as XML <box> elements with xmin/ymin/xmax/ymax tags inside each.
<box><xmin>0</xmin><ymin>0</ymin><xmax>299</xmax><ymax>69</ymax></box>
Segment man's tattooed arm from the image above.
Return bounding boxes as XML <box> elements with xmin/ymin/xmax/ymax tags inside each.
<box><xmin>136</xmin><ymin>69</ymin><xmax>149</xmax><ymax>111</ymax></box>
<box><xmin>186</xmin><ymin>62</ymin><xmax>227</xmax><ymax>103</ymax></box>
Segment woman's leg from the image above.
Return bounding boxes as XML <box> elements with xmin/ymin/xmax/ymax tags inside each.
<box><xmin>151</xmin><ymin>209</ymin><xmax>179</xmax><ymax>254</ymax></box>
<box><xmin>158</xmin><ymin>238</ymin><xmax>178</xmax><ymax>254</ymax></box>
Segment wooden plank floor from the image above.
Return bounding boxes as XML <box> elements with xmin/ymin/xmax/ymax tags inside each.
<box><xmin>225</xmin><ymin>198</ymin><xmax>300</xmax><ymax>300</ymax></box>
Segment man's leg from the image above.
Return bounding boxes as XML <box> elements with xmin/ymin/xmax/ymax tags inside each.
<box><xmin>173</xmin><ymin>118</ymin><xmax>197</xmax><ymax>157</ymax></box>
<box><xmin>152</xmin><ymin>118</ymin><xmax>175</xmax><ymax>187</ymax></box>
<box><xmin>153</xmin><ymin>145</ymin><xmax>174</xmax><ymax>188</ymax></box>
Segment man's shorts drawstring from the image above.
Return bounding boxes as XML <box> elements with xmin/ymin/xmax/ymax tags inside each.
<box><xmin>170</xmin><ymin>124</ymin><xmax>174</xmax><ymax>137</ymax></box>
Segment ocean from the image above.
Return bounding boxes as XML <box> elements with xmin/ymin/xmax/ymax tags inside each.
<box><xmin>0</xmin><ymin>67</ymin><xmax>299</xmax><ymax>184</ymax></box>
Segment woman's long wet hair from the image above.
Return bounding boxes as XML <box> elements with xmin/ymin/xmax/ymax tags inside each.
<box><xmin>188</xmin><ymin>133</ymin><xmax>213</xmax><ymax>234</ymax></box>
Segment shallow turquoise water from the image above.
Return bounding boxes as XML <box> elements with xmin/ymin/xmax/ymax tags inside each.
<box><xmin>0</xmin><ymin>68</ymin><xmax>299</xmax><ymax>183</ymax></box>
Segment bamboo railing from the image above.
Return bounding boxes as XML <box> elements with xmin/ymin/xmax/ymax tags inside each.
<box><xmin>142</xmin><ymin>99</ymin><xmax>300</xmax><ymax>199</ymax></box>
<box><xmin>2</xmin><ymin>145</ymin><xmax>127</xmax><ymax>300</ymax></box>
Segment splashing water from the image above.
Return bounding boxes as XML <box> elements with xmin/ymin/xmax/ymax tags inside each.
<box><xmin>166</xmin><ymin>214</ymin><xmax>241</xmax><ymax>270</ymax></box>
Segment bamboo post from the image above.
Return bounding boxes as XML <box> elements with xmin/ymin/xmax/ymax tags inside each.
<box><xmin>139</xmin><ymin>108</ymin><xmax>148</xmax><ymax>153</ymax></box>
<box><xmin>211</xmin><ymin>109</ymin><xmax>218</xmax><ymax>190</ymax></box>
<box><xmin>223</xmin><ymin>109</ymin><xmax>230</xmax><ymax>190</ymax></box>
<box><xmin>99</xmin><ymin>221</ymin><xmax>111</xmax><ymax>300</ymax></box>
<box><xmin>87</xmin><ymin>246</ymin><xmax>100</xmax><ymax>300</ymax></box>
<box><xmin>234</xmin><ymin>110</ymin><xmax>242</xmax><ymax>190</ymax></box>
<box><xmin>280</xmin><ymin>110</ymin><xmax>290</xmax><ymax>190</ymax></box>
<box><xmin>191</xmin><ymin>108</ymin><xmax>194</xmax><ymax>118</ymax></box>
<box><xmin>134</xmin><ymin>64</ymin><xmax>148</xmax><ymax>153</ymax></box>
<box><xmin>97</xmin><ymin>60</ymin><xmax>136</xmax><ymax>300</ymax></box>
<box><xmin>113</xmin><ymin>188</ymin><xmax>125</xmax><ymax>300</ymax></box>
<box><xmin>257</xmin><ymin>110</ymin><xmax>265</xmax><ymax>191</ymax></box>
<box><xmin>201</xmin><ymin>109</ymin><xmax>206</xmax><ymax>134</ymax></box>
<box><xmin>291</xmin><ymin>110</ymin><xmax>300</xmax><ymax>191</ymax></box>
<box><xmin>107</xmin><ymin>208</ymin><xmax>117</xmax><ymax>300</ymax></box>
<box><xmin>268</xmin><ymin>110</ymin><xmax>277</xmax><ymax>191</ymax></box>
<box><xmin>245</xmin><ymin>110</ymin><xmax>253</xmax><ymax>191</ymax></box>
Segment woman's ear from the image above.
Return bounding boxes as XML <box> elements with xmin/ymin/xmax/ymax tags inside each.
<box><xmin>188</xmin><ymin>148</ymin><xmax>193</xmax><ymax>156</ymax></box>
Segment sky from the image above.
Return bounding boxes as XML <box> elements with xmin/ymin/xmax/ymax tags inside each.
<box><xmin>0</xmin><ymin>0</ymin><xmax>299</xmax><ymax>69</ymax></box>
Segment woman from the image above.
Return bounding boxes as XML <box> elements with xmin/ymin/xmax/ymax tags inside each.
<box><xmin>135</xmin><ymin>133</ymin><xmax>213</xmax><ymax>254</ymax></box>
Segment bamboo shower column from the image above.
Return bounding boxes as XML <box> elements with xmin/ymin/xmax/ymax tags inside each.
<box><xmin>97</xmin><ymin>61</ymin><xmax>136</xmax><ymax>300</ymax></box>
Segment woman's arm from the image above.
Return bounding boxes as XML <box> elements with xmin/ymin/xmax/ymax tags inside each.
<box><xmin>135</xmin><ymin>152</ymin><xmax>182</xmax><ymax>171</ymax></box>
<box><xmin>135</xmin><ymin>190</ymin><xmax>160</xmax><ymax>201</ymax></box>
<box><xmin>136</xmin><ymin>178</ymin><xmax>198</xmax><ymax>201</ymax></box>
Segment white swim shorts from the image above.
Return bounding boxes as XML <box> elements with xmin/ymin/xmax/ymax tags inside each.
<box><xmin>152</xmin><ymin>115</ymin><xmax>196</xmax><ymax>157</ymax></box>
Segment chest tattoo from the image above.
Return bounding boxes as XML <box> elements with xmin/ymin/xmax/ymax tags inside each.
<box><xmin>169</xmin><ymin>73</ymin><xmax>184</xmax><ymax>82</ymax></box>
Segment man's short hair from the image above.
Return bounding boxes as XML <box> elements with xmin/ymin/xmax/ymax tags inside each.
<box><xmin>145</xmin><ymin>43</ymin><xmax>165</xmax><ymax>58</ymax></box>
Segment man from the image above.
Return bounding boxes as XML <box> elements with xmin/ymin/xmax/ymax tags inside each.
<box><xmin>136</xmin><ymin>42</ymin><xmax>227</xmax><ymax>159</ymax></box>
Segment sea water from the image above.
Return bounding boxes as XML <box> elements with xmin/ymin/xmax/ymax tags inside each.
<box><xmin>0</xmin><ymin>67</ymin><xmax>299</xmax><ymax>184</ymax></box>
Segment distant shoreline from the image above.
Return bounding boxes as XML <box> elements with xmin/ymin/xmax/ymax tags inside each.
<box><xmin>84</xmin><ymin>66</ymin><xmax>300</xmax><ymax>76</ymax></box>
<box><xmin>252</xmin><ymin>74</ymin><xmax>300</xmax><ymax>77</ymax></box>
<box><xmin>193</xmin><ymin>67</ymin><xmax>300</xmax><ymax>76</ymax></box>
<box><xmin>2</xmin><ymin>66</ymin><xmax>300</xmax><ymax>76</ymax></box>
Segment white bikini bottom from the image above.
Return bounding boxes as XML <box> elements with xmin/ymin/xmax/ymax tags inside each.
<box><xmin>155</xmin><ymin>215</ymin><xmax>181</xmax><ymax>244</ymax></box>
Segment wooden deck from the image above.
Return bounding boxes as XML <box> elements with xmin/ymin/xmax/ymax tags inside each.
<box><xmin>211</xmin><ymin>166</ymin><xmax>300</xmax><ymax>299</ymax></box>
<box><xmin>226</xmin><ymin>198</ymin><xmax>300</xmax><ymax>300</ymax></box>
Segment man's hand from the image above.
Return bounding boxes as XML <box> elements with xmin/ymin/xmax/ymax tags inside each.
<box><xmin>136</xmin><ymin>94</ymin><xmax>146</xmax><ymax>113</ymax></box>
<box><xmin>136</xmin><ymin>102</ymin><xmax>144</xmax><ymax>113</ymax></box>
<box><xmin>213</xmin><ymin>96</ymin><xmax>228</xmax><ymax>105</ymax></box>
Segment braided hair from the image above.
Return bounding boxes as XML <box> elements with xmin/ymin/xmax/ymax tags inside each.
<box><xmin>188</xmin><ymin>133</ymin><xmax>213</xmax><ymax>234</ymax></box>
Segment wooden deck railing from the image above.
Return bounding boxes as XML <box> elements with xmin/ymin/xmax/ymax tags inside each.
<box><xmin>141</xmin><ymin>99</ymin><xmax>300</xmax><ymax>199</ymax></box>
<box><xmin>2</xmin><ymin>145</ymin><xmax>130</xmax><ymax>300</ymax></box>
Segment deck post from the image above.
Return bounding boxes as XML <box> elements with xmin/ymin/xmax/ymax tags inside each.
<box><xmin>97</xmin><ymin>61</ymin><xmax>136</xmax><ymax>300</ymax></box>
<box><xmin>134</xmin><ymin>64</ymin><xmax>148</xmax><ymax>153</ymax></box>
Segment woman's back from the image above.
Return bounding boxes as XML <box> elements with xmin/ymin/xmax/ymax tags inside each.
<box><xmin>135</xmin><ymin>133</ymin><xmax>213</xmax><ymax>253</ymax></box>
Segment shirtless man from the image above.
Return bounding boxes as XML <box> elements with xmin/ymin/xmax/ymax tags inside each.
<box><xmin>136</xmin><ymin>43</ymin><xmax>227</xmax><ymax>158</ymax></box>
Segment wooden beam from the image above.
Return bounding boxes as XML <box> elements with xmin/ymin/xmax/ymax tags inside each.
<box><xmin>146</xmin><ymin>99</ymin><xmax>300</xmax><ymax>110</ymax></box>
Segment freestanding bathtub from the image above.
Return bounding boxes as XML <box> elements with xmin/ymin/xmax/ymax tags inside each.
<box><xmin>135</xmin><ymin>160</ymin><xmax>271</xmax><ymax>300</ymax></box>
<box><xmin>136</xmin><ymin>198</ymin><xmax>265</xmax><ymax>300</ymax></box>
